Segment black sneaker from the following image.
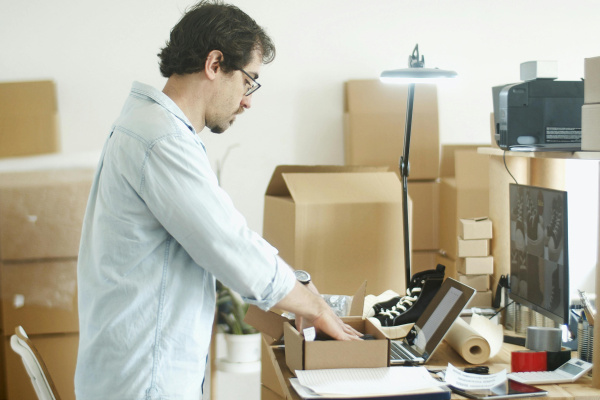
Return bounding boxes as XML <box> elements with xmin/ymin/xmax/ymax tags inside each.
<box><xmin>371</xmin><ymin>264</ymin><xmax>445</xmax><ymax>329</ymax></box>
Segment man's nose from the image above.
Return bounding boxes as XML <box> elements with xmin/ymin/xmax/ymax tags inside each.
<box><xmin>241</xmin><ymin>95</ymin><xmax>252</xmax><ymax>109</ymax></box>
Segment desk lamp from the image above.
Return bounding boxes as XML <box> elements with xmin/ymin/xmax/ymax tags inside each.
<box><xmin>380</xmin><ymin>44</ymin><xmax>457</xmax><ymax>288</ymax></box>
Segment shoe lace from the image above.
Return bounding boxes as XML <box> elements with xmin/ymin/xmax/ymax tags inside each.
<box><xmin>377</xmin><ymin>286</ymin><xmax>422</xmax><ymax>318</ymax></box>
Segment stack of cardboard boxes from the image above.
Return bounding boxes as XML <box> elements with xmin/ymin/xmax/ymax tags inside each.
<box><xmin>582</xmin><ymin>56</ymin><xmax>600</xmax><ymax>151</ymax></box>
<box><xmin>0</xmin><ymin>168</ymin><xmax>94</xmax><ymax>400</ymax></box>
<box><xmin>343</xmin><ymin>79</ymin><xmax>442</xmax><ymax>276</ymax></box>
<box><xmin>0</xmin><ymin>80</ymin><xmax>92</xmax><ymax>400</ymax></box>
<box><xmin>457</xmin><ymin>218</ymin><xmax>493</xmax><ymax>308</ymax></box>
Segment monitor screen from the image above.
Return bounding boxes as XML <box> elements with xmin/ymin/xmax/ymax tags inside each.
<box><xmin>509</xmin><ymin>183</ymin><xmax>569</xmax><ymax>324</ymax></box>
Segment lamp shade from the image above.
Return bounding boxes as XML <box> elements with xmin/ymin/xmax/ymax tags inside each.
<box><xmin>380</xmin><ymin>67</ymin><xmax>457</xmax><ymax>84</ymax></box>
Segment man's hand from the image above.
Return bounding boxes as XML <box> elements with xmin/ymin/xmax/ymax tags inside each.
<box><xmin>276</xmin><ymin>281</ymin><xmax>362</xmax><ymax>341</ymax></box>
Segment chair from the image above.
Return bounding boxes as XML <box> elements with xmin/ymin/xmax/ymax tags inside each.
<box><xmin>10</xmin><ymin>326</ymin><xmax>61</xmax><ymax>400</ymax></box>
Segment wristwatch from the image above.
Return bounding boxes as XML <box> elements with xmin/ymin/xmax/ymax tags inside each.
<box><xmin>294</xmin><ymin>270</ymin><xmax>311</xmax><ymax>285</ymax></box>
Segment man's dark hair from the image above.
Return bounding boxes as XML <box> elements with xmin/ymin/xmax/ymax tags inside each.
<box><xmin>158</xmin><ymin>0</ymin><xmax>275</xmax><ymax>77</ymax></box>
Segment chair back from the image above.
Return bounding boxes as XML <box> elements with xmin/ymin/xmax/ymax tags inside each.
<box><xmin>10</xmin><ymin>326</ymin><xmax>61</xmax><ymax>400</ymax></box>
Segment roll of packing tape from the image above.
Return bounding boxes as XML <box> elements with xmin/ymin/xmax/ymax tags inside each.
<box><xmin>511</xmin><ymin>351</ymin><xmax>547</xmax><ymax>372</ymax></box>
<box><xmin>546</xmin><ymin>348</ymin><xmax>571</xmax><ymax>371</ymax></box>
<box><xmin>445</xmin><ymin>317</ymin><xmax>491</xmax><ymax>364</ymax></box>
<box><xmin>526</xmin><ymin>326</ymin><xmax>562</xmax><ymax>352</ymax></box>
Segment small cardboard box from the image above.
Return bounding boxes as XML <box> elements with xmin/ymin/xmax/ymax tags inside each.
<box><xmin>246</xmin><ymin>283</ymin><xmax>390</xmax><ymax>373</ymax></box>
<box><xmin>0</xmin><ymin>168</ymin><xmax>94</xmax><ymax>261</ymax></box>
<box><xmin>263</xmin><ymin>166</ymin><xmax>406</xmax><ymax>295</ymax></box>
<box><xmin>457</xmin><ymin>238</ymin><xmax>489</xmax><ymax>258</ymax></box>
<box><xmin>457</xmin><ymin>256</ymin><xmax>494</xmax><ymax>275</ymax></box>
<box><xmin>584</xmin><ymin>56</ymin><xmax>600</xmax><ymax>104</ymax></box>
<box><xmin>459</xmin><ymin>217</ymin><xmax>493</xmax><ymax>240</ymax></box>
<box><xmin>458</xmin><ymin>273</ymin><xmax>490</xmax><ymax>292</ymax></box>
<box><xmin>466</xmin><ymin>290</ymin><xmax>493</xmax><ymax>308</ymax></box>
<box><xmin>1</xmin><ymin>260</ymin><xmax>78</xmax><ymax>335</ymax></box>
<box><xmin>344</xmin><ymin>80</ymin><xmax>440</xmax><ymax>180</ymax></box>
<box><xmin>283</xmin><ymin>316</ymin><xmax>389</xmax><ymax>372</ymax></box>
<box><xmin>582</xmin><ymin>103</ymin><xmax>600</xmax><ymax>151</ymax></box>
<box><xmin>0</xmin><ymin>80</ymin><xmax>60</xmax><ymax>158</ymax></box>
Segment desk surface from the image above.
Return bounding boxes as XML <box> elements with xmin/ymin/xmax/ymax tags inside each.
<box><xmin>265</xmin><ymin>341</ymin><xmax>600</xmax><ymax>400</ymax></box>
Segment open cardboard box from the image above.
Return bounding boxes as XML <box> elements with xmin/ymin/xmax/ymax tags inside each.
<box><xmin>244</xmin><ymin>282</ymin><xmax>390</xmax><ymax>374</ymax></box>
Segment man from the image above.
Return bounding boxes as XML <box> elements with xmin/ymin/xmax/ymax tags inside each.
<box><xmin>75</xmin><ymin>1</ymin><xmax>360</xmax><ymax>399</ymax></box>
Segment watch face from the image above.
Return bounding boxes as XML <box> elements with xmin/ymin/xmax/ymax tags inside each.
<box><xmin>294</xmin><ymin>270</ymin><xmax>311</xmax><ymax>283</ymax></box>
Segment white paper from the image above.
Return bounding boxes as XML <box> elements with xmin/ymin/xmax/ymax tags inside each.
<box><xmin>296</xmin><ymin>367</ymin><xmax>445</xmax><ymax>396</ymax></box>
<box><xmin>444</xmin><ymin>363</ymin><xmax>506</xmax><ymax>390</ymax></box>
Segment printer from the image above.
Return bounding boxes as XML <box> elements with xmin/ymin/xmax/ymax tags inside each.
<box><xmin>492</xmin><ymin>78</ymin><xmax>584</xmax><ymax>151</ymax></box>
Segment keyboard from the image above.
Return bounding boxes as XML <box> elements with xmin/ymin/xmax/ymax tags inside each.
<box><xmin>508</xmin><ymin>370</ymin><xmax>582</xmax><ymax>385</ymax></box>
<box><xmin>390</xmin><ymin>341</ymin><xmax>423</xmax><ymax>362</ymax></box>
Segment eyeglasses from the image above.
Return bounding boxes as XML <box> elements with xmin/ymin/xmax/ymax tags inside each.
<box><xmin>240</xmin><ymin>68</ymin><xmax>261</xmax><ymax>96</ymax></box>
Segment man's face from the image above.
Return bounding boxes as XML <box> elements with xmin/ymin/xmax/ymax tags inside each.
<box><xmin>206</xmin><ymin>50</ymin><xmax>262</xmax><ymax>134</ymax></box>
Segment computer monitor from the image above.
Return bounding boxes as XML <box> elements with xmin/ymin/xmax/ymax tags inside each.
<box><xmin>509</xmin><ymin>183</ymin><xmax>569</xmax><ymax>325</ymax></box>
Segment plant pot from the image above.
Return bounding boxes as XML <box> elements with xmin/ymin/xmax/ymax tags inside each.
<box><xmin>224</xmin><ymin>332</ymin><xmax>261</xmax><ymax>363</ymax></box>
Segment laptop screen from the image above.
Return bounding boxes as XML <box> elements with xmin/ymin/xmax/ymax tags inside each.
<box><xmin>409</xmin><ymin>278</ymin><xmax>476</xmax><ymax>359</ymax></box>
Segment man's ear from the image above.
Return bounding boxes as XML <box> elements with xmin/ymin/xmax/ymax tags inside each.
<box><xmin>205</xmin><ymin>50</ymin><xmax>223</xmax><ymax>81</ymax></box>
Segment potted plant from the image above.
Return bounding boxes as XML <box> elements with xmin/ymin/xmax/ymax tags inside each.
<box><xmin>216</xmin><ymin>281</ymin><xmax>260</xmax><ymax>364</ymax></box>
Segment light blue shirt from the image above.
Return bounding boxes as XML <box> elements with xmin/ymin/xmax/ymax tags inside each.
<box><xmin>75</xmin><ymin>82</ymin><xmax>296</xmax><ymax>400</ymax></box>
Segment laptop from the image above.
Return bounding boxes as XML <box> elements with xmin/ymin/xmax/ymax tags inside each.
<box><xmin>389</xmin><ymin>278</ymin><xmax>476</xmax><ymax>365</ymax></box>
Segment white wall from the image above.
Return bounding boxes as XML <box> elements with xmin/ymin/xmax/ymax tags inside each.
<box><xmin>2</xmin><ymin>0</ymin><xmax>599</xmax><ymax>239</ymax></box>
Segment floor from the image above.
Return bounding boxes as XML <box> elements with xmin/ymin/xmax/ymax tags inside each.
<box><xmin>204</xmin><ymin>332</ymin><xmax>261</xmax><ymax>400</ymax></box>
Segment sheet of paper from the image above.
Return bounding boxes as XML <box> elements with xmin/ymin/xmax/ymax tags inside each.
<box><xmin>444</xmin><ymin>363</ymin><xmax>506</xmax><ymax>390</ymax></box>
<box><xmin>295</xmin><ymin>366</ymin><xmax>444</xmax><ymax>396</ymax></box>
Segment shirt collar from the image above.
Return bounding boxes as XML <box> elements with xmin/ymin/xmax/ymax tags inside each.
<box><xmin>130</xmin><ymin>81</ymin><xmax>196</xmax><ymax>134</ymax></box>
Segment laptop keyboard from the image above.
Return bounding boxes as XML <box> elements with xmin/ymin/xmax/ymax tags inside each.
<box><xmin>390</xmin><ymin>341</ymin><xmax>418</xmax><ymax>361</ymax></box>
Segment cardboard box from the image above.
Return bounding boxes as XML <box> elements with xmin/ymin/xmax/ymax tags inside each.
<box><xmin>1</xmin><ymin>260</ymin><xmax>78</xmax><ymax>336</ymax></box>
<box><xmin>457</xmin><ymin>256</ymin><xmax>494</xmax><ymax>275</ymax></box>
<box><xmin>457</xmin><ymin>238</ymin><xmax>489</xmax><ymax>258</ymax></box>
<box><xmin>582</xmin><ymin>103</ymin><xmax>600</xmax><ymax>151</ymax></box>
<box><xmin>466</xmin><ymin>290</ymin><xmax>493</xmax><ymax>308</ymax></box>
<box><xmin>263</xmin><ymin>166</ymin><xmax>406</xmax><ymax>295</ymax></box>
<box><xmin>0</xmin><ymin>81</ymin><xmax>60</xmax><ymax>159</ymax></box>
<box><xmin>4</xmin><ymin>332</ymin><xmax>78</xmax><ymax>400</ymax></box>
<box><xmin>0</xmin><ymin>168</ymin><xmax>94</xmax><ymax>261</ymax></box>
<box><xmin>439</xmin><ymin>148</ymin><xmax>490</xmax><ymax>259</ymax></box>
<box><xmin>261</xmin><ymin>335</ymin><xmax>284</xmax><ymax>398</ymax></box>
<box><xmin>283</xmin><ymin>316</ymin><xmax>389</xmax><ymax>372</ymax></box>
<box><xmin>344</xmin><ymin>80</ymin><xmax>440</xmax><ymax>180</ymax></box>
<box><xmin>247</xmin><ymin>283</ymin><xmax>389</xmax><ymax>373</ymax></box>
<box><xmin>584</xmin><ymin>56</ymin><xmax>600</xmax><ymax>104</ymax></box>
<box><xmin>412</xmin><ymin>250</ymin><xmax>439</xmax><ymax>275</ymax></box>
<box><xmin>0</xmin><ymin>333</ymin><xmax>5</xmax><ymax>400</ymax></box>
<box><xmin>458</xmin><ymin>273</ymin><xmax>490</xmax><ymax>292</ymax></box>
<box><xmin>408</xmin><ymin>181</ymin><xmax>439</xmax><ymax>250</ymax></box>
<box><xmin>261</xmin><ymin>385</ymin><xmax>284</xmax><ymax>400</ymax></box>
<box><xmin>459</xmin><ymin>217</ymin><xmax>493</xmax><ymax>240</ymax></box>
<box><xmin>439</xmin><ymin>144</ymin><xmax>482</xmax><ymax>178</ymax></box>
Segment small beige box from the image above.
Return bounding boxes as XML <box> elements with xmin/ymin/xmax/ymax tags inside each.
<box><xmin>459</xmin><ymin>217</ymin><xmax>493</xmax><ymax>240</ymax></box>
<box><xmin>458</xmin><ymin>273</ymin><xmax>490</xmax><ymax>292</ymax></box>
<box><xmin>457</xmin><ymin>237</ymin><xmax>490</xmax><ymax>257</ymax></box>
<box><xmin>457</xmin><ymin>256</ymin><xmax>494</xmax><ymax>275</ymax></box>
<box><xmin>467</xmin><ymin>290</ymin><xmax>493</xmax><ymax>308</ymax></box>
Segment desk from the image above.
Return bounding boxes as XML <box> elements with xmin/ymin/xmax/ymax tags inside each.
<box><xmin>264</xmin><ymin>341</ymin><xmax>600</xmax><ymax>400</ymax></box>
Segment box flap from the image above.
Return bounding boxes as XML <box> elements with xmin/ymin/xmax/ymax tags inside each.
<box><xmin>265</xmin><ymin>165</ymin><xmax>386</xmax><ymax>197</ymax></box>
<box><xmin>349</xmin><ymin>281</ymin><xmax>367</xmax><ymax>316</ymax></box>
<box><xmin>282</xmin><ymin>172</ymin><xmax>402</xmax><ymax>204</ymax></box>
<box><xmin>244</xmin><ymin>305</ymin><xmax>290</xmax><ymax>342</ymax></box>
